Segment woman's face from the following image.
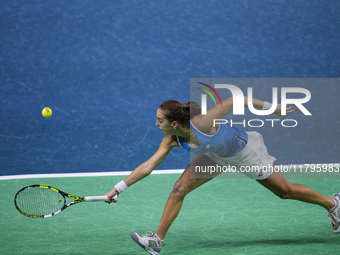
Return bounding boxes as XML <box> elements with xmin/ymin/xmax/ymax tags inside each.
<box><xmin>156</xmin><ymin>108</ymin><xmax>173</xmax><ymax>134</ymax></box>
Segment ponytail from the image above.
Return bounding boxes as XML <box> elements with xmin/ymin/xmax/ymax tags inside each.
<box><xmin>159</xmin><ymin>100</ymin><xmax>201</xmax><ymax>125</ymax></box>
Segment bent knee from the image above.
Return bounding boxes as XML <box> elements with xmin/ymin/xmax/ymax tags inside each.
<box><xmin>276</xmin><ymin>187</ymin><xmax>295</xmax><ymax>200</ymax></box>
<box><xmin>278</xmin><ymin>192</ymin><xmax>291</xmax><ymax>199</ymax></box>
<box><xmin>172</xmin><ymin>180</ymin><xmax>190</xmax><ymax>197</ymax></box>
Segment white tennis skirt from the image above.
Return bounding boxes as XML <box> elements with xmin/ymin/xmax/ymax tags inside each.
<box><xmin>205</xmin><ymin>131</ymin><xmax>276</xmax><ymax>180</ymax></box>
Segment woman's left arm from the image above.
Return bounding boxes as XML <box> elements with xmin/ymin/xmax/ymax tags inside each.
<box><xmin>244</xmin><ymin>97</ymin><xmax>296</xmax><ymax>118</ymax></box>
<box><xmin>193</xmin><ymin>97</ymin><xmax>296</xmax><ymax>129</ymax></box>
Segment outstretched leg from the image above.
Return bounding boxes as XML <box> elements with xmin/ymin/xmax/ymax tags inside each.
<box><xmin>156</xmin><ymin>154</ymin><xmax>221</xmax><ymax>239</ymax></box>
<box><xmin>256</xmin><ymin>167</ymin><xmax>335</xmax><ymax>210</ymax></box>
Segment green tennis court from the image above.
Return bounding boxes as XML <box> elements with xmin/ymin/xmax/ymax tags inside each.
<box><xmin>1</xmin><ymin>174</ymin><xmax>339</xmax><ymax>254</ymax></box>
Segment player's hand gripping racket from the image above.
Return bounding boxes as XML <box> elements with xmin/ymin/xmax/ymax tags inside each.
<box><xmin>14</xmin><ymin>184</ymin><xmax>118</xmax><ymax>218</ymax></box>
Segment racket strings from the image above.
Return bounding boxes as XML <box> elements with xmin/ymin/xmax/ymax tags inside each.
<box><xmin>15</xmin><ymin>187</ymin><xmax>64</xmax><ymax>216</ymax></box>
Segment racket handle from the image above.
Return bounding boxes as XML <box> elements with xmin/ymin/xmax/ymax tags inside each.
<box><xmin>83</xmin><ymin>195</ymin><xmax>118</xmax><ymax>202</ymax></box>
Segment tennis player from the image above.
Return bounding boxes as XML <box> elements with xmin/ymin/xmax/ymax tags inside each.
<box><xmin>105</xmin><ymin>97</ymin><xmax>340</xmax><ymax>255</ymax></box>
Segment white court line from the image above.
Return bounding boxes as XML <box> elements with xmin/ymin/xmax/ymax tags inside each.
<box><xmin>0</xmin><ymin>169</ymin><xmax>185</xmax><ymax>180</ymax></box>
<box><xmin>1</xmin><ymin>163</ymin><xmax>339</xmax><ymax>181</ymax></box>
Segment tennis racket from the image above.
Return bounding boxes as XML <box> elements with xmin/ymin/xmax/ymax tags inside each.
<box><xmin>14</xmin><ymin>184</ymin><xmax>118</xmax><ymax>218</ymax></box>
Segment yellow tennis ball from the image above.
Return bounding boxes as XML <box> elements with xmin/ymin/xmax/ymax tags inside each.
<box><xmin>42</xmin><ymin>107</ymin><xmax>52</xmax><ymax>118</ymax></box>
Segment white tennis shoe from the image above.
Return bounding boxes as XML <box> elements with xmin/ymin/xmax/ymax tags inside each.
<box><xmin>131</xmin><ymin>231</ymin><xmax>165</xmax><ymax>255</ymax></box>
<box><xmin>328</xmin><ymin>193</ymin><xmax>340</xmax><ymax>234</ymax></box>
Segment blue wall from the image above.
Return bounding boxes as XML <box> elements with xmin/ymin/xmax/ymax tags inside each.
<box><xmin>1</xmin><ymin>0</ymin><xmax>339</xmax><ymax>175</ymax></box>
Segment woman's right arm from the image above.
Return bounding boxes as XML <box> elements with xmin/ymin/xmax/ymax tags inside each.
<box><xmin>105</xmin><ymin>135</ymin><xmax>178</xmax><ymax>203</ymax></box>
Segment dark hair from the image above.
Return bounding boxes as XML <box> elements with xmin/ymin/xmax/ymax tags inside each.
<box><xmin>158</xmin><ymin>100</ymin><xmax>201</xmax><ymax>125</ymax></box>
